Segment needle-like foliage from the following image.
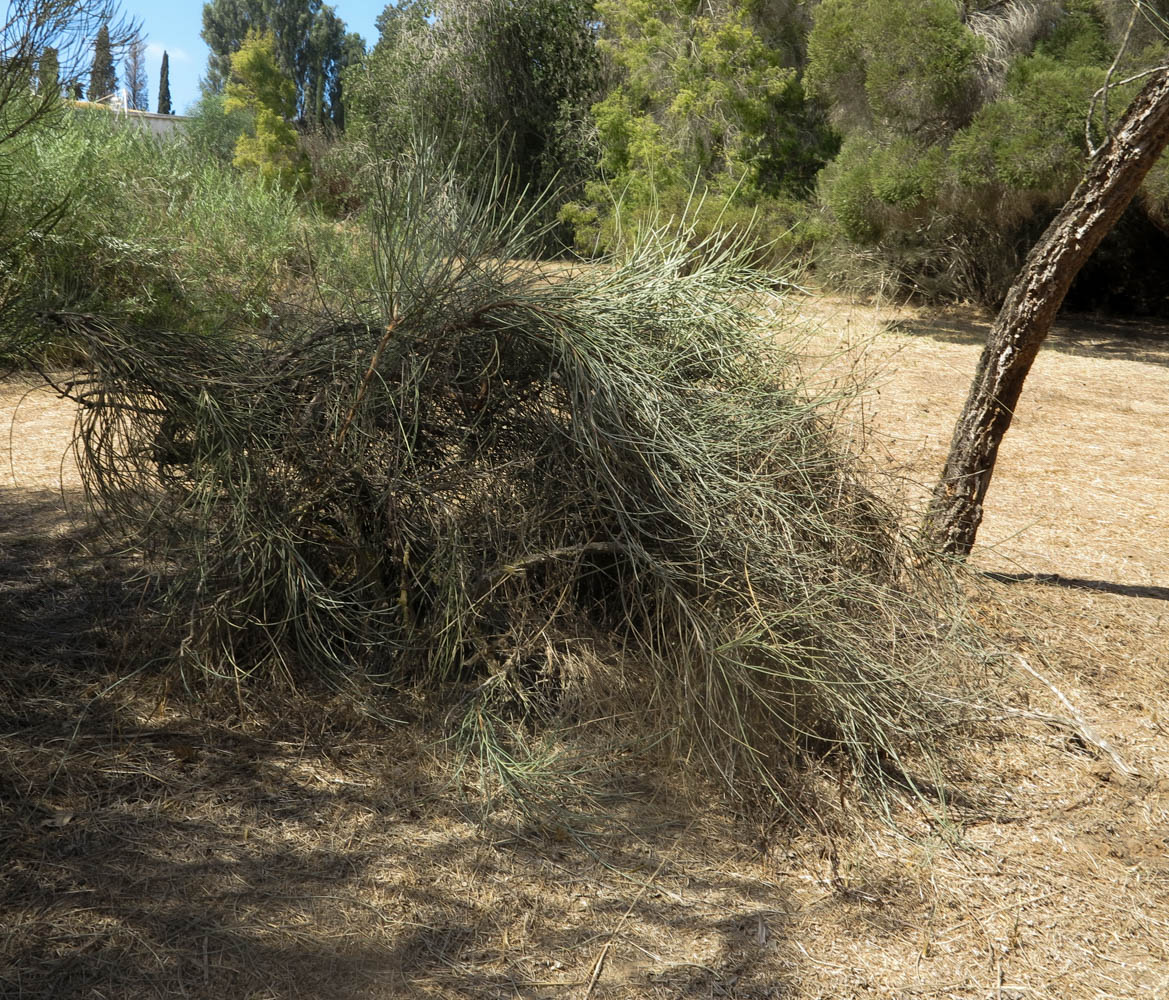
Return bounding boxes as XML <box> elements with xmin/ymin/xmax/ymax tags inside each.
<box><xmin>59</xmin><ymin>145</ymin><xmax>981</xmax><ymax>809</ymax></box>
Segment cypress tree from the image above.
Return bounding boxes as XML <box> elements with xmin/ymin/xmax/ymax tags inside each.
<box><xmin>158</xmin><ymin>50</ymin><xmax>173</xmax><ymax>114</ymax></box>
<box><xmin>89</xmin><ymin>23</ymin><xmax>117</xmax><ymax>101</ymax></box>
<box><xmin>38</xmin><ymin>47</ymin><xmax>60</xmax><ymax>97</ymax></box>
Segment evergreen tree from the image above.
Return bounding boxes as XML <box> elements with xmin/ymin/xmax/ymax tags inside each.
<box><xmin>225</xmin><ymin>29</ymin><xmax>308</xmax><ymax>190</ymax></box>
<box><xmin>88</xmin><ymin>23</ymin><xmax>116</xmax><ymax>101</ymax></box>
<box><xmin>201</xmin><ymin>0</ymin><xmax>362</xmax><ymax>124</ymax></box>
<box><xmin>552</xmin><ymin>0</ymin><xmax>833</xmax><ymax>253</ymax></box>
<box><xmin>158</xmin><ymin>50</ymin><xmax>173</xmax><ymax>114</ymax></box>
<box><xmin>37</xmin><ymin>47</ymin><xmax>60</xmax><ymax>96</ymax></box>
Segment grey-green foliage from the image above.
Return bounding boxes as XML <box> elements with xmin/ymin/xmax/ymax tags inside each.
<box><xmin>807</xmin><ymin>0</ymin><xmax>1169</xmax><ymax>303</ymax></box>
<box><xmin>62</xmin><ymin>142</ymin><xmax>984</xmax><ymax>813</ymax></box>
<box><xmin>200</xmin><ymin>0</ymin><xmax>365</xmax><ymax>126</ymax></box>
<box><xmin>2</xmin><ymin>105</ymin><xmax>317</xmax><ymax>358</ymax></box>
<box><xmin>181</xmin><ymin>91</ymin><xmax>253</xmax><ymax>162</ymax></box>
<box><xmin>346</xmin><ymin>0</ymin><xmax>602</xmax><ymax>226</ymax></box>
<box><xmin>1</xmin><ymin>0</ymin><xmax>142</xmax><ymax>355</ymax></box>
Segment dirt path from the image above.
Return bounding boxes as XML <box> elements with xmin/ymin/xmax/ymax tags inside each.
<box><xmin>3</xmin><ymin>306</ymin><xmax>1168</xmax><ymax>999</ymax></box>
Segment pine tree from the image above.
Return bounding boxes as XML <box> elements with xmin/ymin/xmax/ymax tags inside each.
<box><xmin>89</xmin><ymin>23</ymin><xmax>116</xmax><ymax>101</ymax></box>
<box><xmin>158</xmin><ymin>50</ymin><xmax>173</xmax><ymax>114</ymax></box>
<box><xmin>37</xmin><ymin>47</ymin><xmax>59</xmax><ymax>97</ymax></box>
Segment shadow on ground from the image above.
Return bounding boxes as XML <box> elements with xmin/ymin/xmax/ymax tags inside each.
<box><xmin>984</xmin><ymin>570</ymin><xmax>1169</xmax><ymax>603</ymax></box>
<box><xmin>888</xmin><ymin>312</ymin><xmax>1169</xmax><ymax>367</ymax></box>
<box><xmin>0</xmin><ymin>487</ymin><xmax>799</xmax><ymax>999</ymax></box>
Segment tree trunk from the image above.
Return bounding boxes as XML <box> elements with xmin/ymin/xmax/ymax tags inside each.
<box><xmin>924</xmin><ymin>69</ymin><xmax>1169</xmax><ymax>558</ymax></box>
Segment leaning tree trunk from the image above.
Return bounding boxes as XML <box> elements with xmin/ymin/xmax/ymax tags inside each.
<box><xmin>924</xmin><ymin>69</ymin><xmax>1169</xmax><ymax>558</ymax></box>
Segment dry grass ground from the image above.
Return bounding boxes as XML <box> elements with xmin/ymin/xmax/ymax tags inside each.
<box><xmin>3</xmin><ymin>299</ymin><xmax>1168</xmax><ymax>999</ymax></box>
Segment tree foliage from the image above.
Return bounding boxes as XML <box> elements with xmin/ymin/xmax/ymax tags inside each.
<box><xmin>201</xmin><ymin>0</ymin><xmax>364</xmax><ymax>126</ymax></box>
<box><xmin>807</xmin><ymin>0</ymin><xmax>1169</xmax><ymax>304</ymax></box>
<box><xmin>560</xmin><ymin>0</ymin><xmax>836</xmax><ymax>256</ymax></box>
<box><xmin>225</xmin><ymin>28</ymin><xmax>308</xmax><ymax>190</ymax></box>
<box><xmin>88</xmin><ymin>21</ymin><xmax>116</xmax><ymax>100</ymax></box>
<box><xmin>347</xmin><ymin>0</ymin><xmax>601</xmax><ymax>225</ymax></box>
<box><xmin>158</xmin><ymin>49</ymin><xmax>172</xmax><ymax>114</ymax></box>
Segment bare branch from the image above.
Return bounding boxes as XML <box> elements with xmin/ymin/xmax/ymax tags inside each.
<box><xmin>1087</xmin><ymin>1</ymin><xmax>1140</xmax><ymax>156</ymax></box>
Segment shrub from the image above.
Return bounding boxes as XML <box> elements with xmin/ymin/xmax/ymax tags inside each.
<box><xmin>806</xmin><ymin>0</ymin><xmax>979</xmax><ymax>137</ymax></box>
<box><xmin>561</xmin><ymin>182</ymin><xmax>819</xmax><ymax>268</ymax></box>
<box><xmin>224</xmin><ymin>29</ymin><xmax>309</xmax><ymax>193</ymax></box>
<box><xmin>182</xmin><ymin>92</ymin><xmax>254</xmax><ymax>165</ymax></box>
<box><xmin>2</xmin><ymin>106</ymin><xmax>312</xmax><ymax>358</ymax></box>
<box><xmin>807</xmin><ymin>0</ymin><xmax>1169</xmax><ymax>309</ymax></box>
<box><xmin>59</xmin><ymin>149</ymin><xmax>984</xmax><ymax>811</ymax></box>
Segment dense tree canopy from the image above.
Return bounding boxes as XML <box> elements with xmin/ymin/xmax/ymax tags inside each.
<box><xmin>202</xmin><ymin>0</ymin><xmax>365</xmax><ymax>126</ymax></box>
<box><xmin>805</xmin><ymin>0</ymin><xmax>1169</xmax><ymax>304</ymax></box>
<box><xmin>557</xmin><ymin>0</ymin><xmax>834</xmax><ymax>254</ymax></box>
<box><xmin>347</xmin><ymin>0</ymin><xmax>601</xmax><ymax>218</ymax></box>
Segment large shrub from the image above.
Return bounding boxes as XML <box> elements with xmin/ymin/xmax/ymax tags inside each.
<box><xmin>56</xmin><ymin>148</ymin><xmax>985</xmax><ymax>811</ymax></box>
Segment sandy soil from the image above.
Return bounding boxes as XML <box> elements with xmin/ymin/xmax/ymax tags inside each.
<box><xmin>2</xmin><ymin>301</ymin><xmax>1168</xmax><ymax>999</ymax></box>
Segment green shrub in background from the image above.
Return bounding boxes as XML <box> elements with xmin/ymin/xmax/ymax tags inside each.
<box><xmin>562</xmin><ymin>181</ymin><xmax>820</xmax><ymax>270</ymax></box>
<box><xmin>224</xmin><ymin>29</ymin><xmax>310</xmax><ymax>193</ymax></box>
<box><xmin>806</xmin><ymin>0</ymin><xmax>1169</xmax><ymax>306</ymax></box>
<box><xmin>345</xmin><ymin>0</ymin><xmax>601</xmax><ymax>238</ymax></box>
<box><xmin>559</xmin><ymin>0</ymin><xmax>835</xmax><ymax>260</ymax></box>
<box><xmin>806</xmin><ymin>0</ymin><xmax>979</xmax><ymax>137</ymax></box>
<box><xmin>1</xmin><ymin>106</ymin><xmax>356</xmax><ymax>360</ymax></box>
<box><xmin>181</xmin><ymin>91</ymin><xmax>254</xmax><ymax>165</ymax></box>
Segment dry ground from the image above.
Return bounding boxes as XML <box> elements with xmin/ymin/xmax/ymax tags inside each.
<box><xmin>2</xmin><ymin>300</ymin><xmax>1168</xmax><ymax>999</ymax></box>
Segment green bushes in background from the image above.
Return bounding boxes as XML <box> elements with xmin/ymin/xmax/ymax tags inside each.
<box><xmin>559</xmin><ymin>0</ymin><xmax>835</xmax><ymax>260</ymax></box>
<box><xmin>805</xmin><ymin>0</ymin><xmax>1169</xmax><ymax>305</ymax></box>
<box><xmin>2</xmin><ymin>105</ymin><xmax>361</xmax><ymax>360</ymax></box>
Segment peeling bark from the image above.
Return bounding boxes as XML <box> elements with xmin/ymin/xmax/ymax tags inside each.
<box><xmin>924</xmin><ymin>69</ymin><xmax>1169</xmax><ymax>558</ymax></box>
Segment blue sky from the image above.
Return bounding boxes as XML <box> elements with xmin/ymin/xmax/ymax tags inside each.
<box><xmin>117</xmin><ymin>1</ymin><xmax>384</xmax><ymax>114</ymax></box>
